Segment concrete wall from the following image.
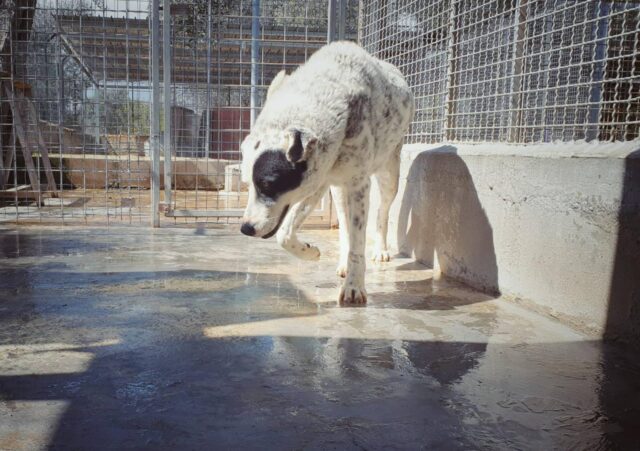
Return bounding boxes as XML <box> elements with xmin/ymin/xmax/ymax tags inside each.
<box><xmin>51</xmin><ymin>155</ymin><xmax>233</xmax><ymax>190</ymax></box>
<box><xmin>39</xmin><ymin>121</ymin><xmax>113</xmax><ymax>154</ymax></box>
<box><xmin>371</xmin><ymin>142</ymin><xmax>640</xmax><ymax>342</ymax></box>
<box><xmin>106</xmin><ymin>134</ymin><xmax>147</xmax><ymax>155</ymax></box>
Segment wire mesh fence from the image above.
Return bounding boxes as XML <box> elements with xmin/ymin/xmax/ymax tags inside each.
<box><xmin>0</xmin><ymin>0</ymin><xmax>356</xmax><ymax>224</ymax></box>
<box><xmin>1</xmin><ymin>0</ymin><xmax>158</xmax><ymax>224</ymax></box>
<box><xmin>164</xmin><ymin>0</ymin><xmax>356</xmax><ymax>219</ymax></box>
<box><xmin>359</xmin><ymin>0</ymin><xmax>640</xmax><ymax>145</ymax></box>
<box><xmin>3</xmin><ymin>0</ymin><xmax>636</xmax><ymax>225</ymax></box>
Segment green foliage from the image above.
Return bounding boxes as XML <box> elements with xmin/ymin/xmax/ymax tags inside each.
<box><xmin>84</xmin><ymin>88</ymin><xmax>154</xmax><ymax>135</ymax></box>
<box><xmin>171</xmin><ymin>0</ymin><xmax>238</xmax><ymax>42</ymax></box>
<box><xmin>263</xmin><ymin>1</ymin><xmax>327</xmax><ymax>30</ymax></box>
<box><xmin>170</xmin><ymin>0</ymin><xmax>357</xmax><ymax>40</ymax></box>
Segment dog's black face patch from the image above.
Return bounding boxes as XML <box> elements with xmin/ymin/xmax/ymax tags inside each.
<box><xmin>252</xmin><ymin>150</ymin><xmax>307</xmax><ymax>201</ymax></box>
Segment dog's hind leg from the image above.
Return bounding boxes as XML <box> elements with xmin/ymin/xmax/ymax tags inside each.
<box><xmin>371</xmin><ymin>144</ymin><xmax>401</xmax><ymax>262</ymax></box>
<box><xmin>330</xmin><ymin>185</ymin><xmax>349</xmax><ymax>278</ymax></box>
<box><xmin>338</xmin><ymin>178</ymin><xmax>370</xmax><ymax>305</ymax></box>
<box><xmin>276</xmin><ymin>186</ymin><xmax>328</xmax><ymax>261</ymax></box>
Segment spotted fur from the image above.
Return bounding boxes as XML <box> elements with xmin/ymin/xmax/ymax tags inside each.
<box><xmin>240</xmin><ymin>41</ymin><xmax>415</xmax><ymax>305</ymax></box>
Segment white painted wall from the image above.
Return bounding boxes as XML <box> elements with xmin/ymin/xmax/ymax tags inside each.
<box><xmin>369</xmin><ymin>141</ymin><xmax>640</xmax><ymax>341</ymax></box>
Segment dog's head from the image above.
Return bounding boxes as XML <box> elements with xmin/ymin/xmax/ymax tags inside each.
<box><xmin>240</xmin><ymin>126</ymin><xmax>318</xmax><ymax>238</ymax></box>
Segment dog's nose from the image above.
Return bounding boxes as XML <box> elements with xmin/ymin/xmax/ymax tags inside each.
<box><xmin>240</xmin><ymin>222</ymin><xmax>256</xmax><ymax>237</ymax></box>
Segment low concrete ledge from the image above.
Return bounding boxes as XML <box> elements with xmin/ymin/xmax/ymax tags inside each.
<box><xmin>402</xmin><ymin>140</ymin><xmax>640</xmax><ymax>159</ymax></box>
<box><xmin>371</xmin><ymin>141</ymin><xmax>640</xmax><ymax>342</ymax></box>
<box><xmin>50</xmin><ymin>154</ymin><xmax>234</xmax><ymax>190</ymax></box>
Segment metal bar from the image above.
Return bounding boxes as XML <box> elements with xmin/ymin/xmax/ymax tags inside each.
<box><xmin>166</xmin><ymin>209</ymin><xmax>329</xmax><ymax>219</ymax></box>
<box><xmin>124</xmin><ymin>0</ymin><xmax>132</xmax><ymax>223</ymax></box>
<box><xmin>163</xmin><ymin>0</ymin><xmax>172</xmax><ymax>209</ymax></box>
<box><xmin>49</xmin><ymin>29</ymin><xmax>333</xmax><ymax>43</ymax></box>
<box><xmin>204</xmin><ymin>0</ymin><xmax>213</xmax><ymax>207</ymax></box>
<box><xmin>9</xmin><ymin>52</ymin><xmax>19</xmax><ymax>215</ymax></box>
<box><xmin>0</xmin><ymin>83</ymin><xmax>6</xmax><ymax>191</ymax></box>
<box><xmin>250</xmin><ymin>0</ymin><xmax>261</xmax><ymax>128</ymax></box>
<box><xmin>327</xmin><ymin>0</ymin><xmax>337</xmax><ymax>42</ymax></box>
<box><xmin>443</xmin><ymin>0</ymin><xmax>459</xmax><ymax>142</ymax></box>
<box><xmin>587</xmin><ymin>1</ymin><xmax>610</xmax><ymax>141</ymax></box>
<box><xmin>54</xmin><ymin>31</ymin><xmax>100</xmax><ymax>87</ymax></box>
<box><xmin>507</xmin><ymin>0</ymin><xmax>527</xmax><ymax>143</ymax></box>
<box><xmin>357</xmin><ymin>0</ymin><xmax>364</xmax><ymax>43</ymax></box>
<box><xmin>56</xmin><ymin>0</ymin><xmax>66</xmax><ymax>221</ymax></box>
<box><xmin>100</xmin><ymin>1</ymin><xmax>109</xmax><ymax>226</ymax></box>
<box><xmin>338</xmin><ymin>0</ymin><xmax>346</xmax><ymax>40</ymax></box>
<box><xmin>166</xmin><ymin>209</ymin><xmax>244</xmax><ymax>218</ymax></box>
<box><xmin>150</xmin><ymin>0</ymin><xmax>161</xmax><ymax>227</ymax></box>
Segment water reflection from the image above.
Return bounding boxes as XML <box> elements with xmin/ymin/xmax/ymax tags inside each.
<box><xmin>1</xmin><ymin>227</ymin><xmax>638</xmax><ymax>449</ymax></box>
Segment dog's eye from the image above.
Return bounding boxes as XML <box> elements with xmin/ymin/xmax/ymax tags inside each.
<box><xmin>257</xmin><ymin>180</ymin><xmax>274</xmax><ymax>196</ymax></box>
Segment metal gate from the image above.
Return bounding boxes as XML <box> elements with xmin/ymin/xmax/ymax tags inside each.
<box><xmin>0</xmin><ymin>0</ymin><xmax>357</xmax><ymax>226</ymax></box>
<box><xmin>155</xmin><ymin>0</ymin><xmax>356</xmax><ymax>226</ymax></box>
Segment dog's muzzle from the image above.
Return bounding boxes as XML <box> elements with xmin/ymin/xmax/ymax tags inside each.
<box><xmin>262</xmin><ymin>205</ymin><xmax>289</xmax><ymax>239</ymax></box>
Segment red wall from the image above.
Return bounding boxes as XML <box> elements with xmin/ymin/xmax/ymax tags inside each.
<box><xmin>207</xmin><ymin>108</ymin><xmax>251</xmax><ymax>160</ymax></box>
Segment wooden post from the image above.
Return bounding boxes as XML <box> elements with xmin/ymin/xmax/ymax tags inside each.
<box><xmin>3</xmin><ymin>81</ymin><xmax>58</xmax><ymax>199</ymax></box>
<box><xmin>4</xmin><ymin>83</ymin><xmax>40</xmax><ymax>194</ymax></box>
<box><xmin>24</xmin><ymin>95</ymin><xmax>57</xmax><ymax>192</ymax></box>
<box><xmin>1</xmin><ymin>129</ymin><xmax>15</xmax><ymax>188</ymax></box>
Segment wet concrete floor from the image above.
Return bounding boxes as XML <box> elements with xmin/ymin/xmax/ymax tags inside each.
<box><xmin>0</xmin><ymin>225</ymin><xmax>638</xmax><ymax>450</ymax></box>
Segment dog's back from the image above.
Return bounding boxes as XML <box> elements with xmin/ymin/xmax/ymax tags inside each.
<box><xmin>255</xmin><ymin>42</ymin><xmax>414</xmax><ymax>178</ymax></box>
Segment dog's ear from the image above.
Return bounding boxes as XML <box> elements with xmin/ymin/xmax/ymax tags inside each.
<box><xmin>284</xmin><ymin>127</ymin><xmax>317</xmax><ymax>163</ymax></box>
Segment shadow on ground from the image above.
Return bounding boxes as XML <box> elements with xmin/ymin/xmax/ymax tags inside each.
<box><xmin>0</xmin><ymin>221</ymin><xmax>638</xmax><ymax>449</ymax></box>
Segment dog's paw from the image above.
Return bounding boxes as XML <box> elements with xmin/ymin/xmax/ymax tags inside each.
<box><xmin>298</xmin><ymin>243</ymin><xmax>321</xmax><ymax>261</ymax></box>
<box><xmin>372</xmin><ymin>249</ymin><xmax>391</xmax><ymax>263</ymax></box>
<box><xmin>336</xmin><ymin>263</ymin><xmax>347</xmax><ymax>278</ymax></box>
<box><xmin>338</xmin><ymin>281</ymin><xmax>367</xmax><ymax>305</ymax></box>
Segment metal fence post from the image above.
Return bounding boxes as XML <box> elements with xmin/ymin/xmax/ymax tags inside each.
<box><xmin>150</xmin><ymin>0</ymin><xmax>161</xmax><ymax>227</ymax></box>
<box><xmin>327</xmin><ymin>0</ymin><xmax>337</xmax><ymax>42</ymax></box>
<box><xmin>327</xmin><ymin>0</ymin><xmax>346</xmax><ymax>42</ymax></box>
<box><xmin>443</xmin><ymin>0</ymin><xmax>459</xmax><ymax>142</ymax></box>
<box><xmin>338</xmin><ymin>0</ymin><xmax>346</xmax><ymax>40</ymax></box>
<box><xmin>250</xmin><ymin>0</ymin><xmax>260</xmax><ymax>128</ymax></box>
<box><xmin>357</xmin><ymin>0</ymin><xmax>364</xmax><ymax>43</ymax></box>
<box><xmin>507</xmin><ymin>0</ymin><xmax>527</xmax><ymax>143</ymax></box>
<box><xmin>163</xmin><ymin>0</ymin><xmax>172</xmax><ymax>209</ymax></box>
<box><xmin>587</xmin><ymin>1</ymin><xmax>610</xmax><ymax>142</ymax></box>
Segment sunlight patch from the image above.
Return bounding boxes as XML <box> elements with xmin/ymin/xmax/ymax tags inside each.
<box><xmin>0</xmin><ymin>340</ymin><xmax>119</xmax><ymax>376</ymax></box>
<box><xmin>0</xmin><ymin>400</ymin><xmax>70</xmax><ymax>451</ymax></box>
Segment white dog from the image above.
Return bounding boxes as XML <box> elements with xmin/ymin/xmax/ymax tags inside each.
<box><xmin>240</xmin><ymin>41</ymin><xmax>414</xmax><ymax>305</ymax></box>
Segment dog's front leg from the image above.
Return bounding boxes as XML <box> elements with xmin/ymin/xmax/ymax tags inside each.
<box><xmin>276</xmin><ymin>187</ymin><xmax>327</xmax><ymax>261</ymax></box>
<box><xmin>330</xmin><ymin>185</ymin><xmax>349</xmax><ymax>277</ymax></box>
<box><xmin>339</xmin><ymin>179</ymin><xmax>370</xmax><ymax>305</ymax></box>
